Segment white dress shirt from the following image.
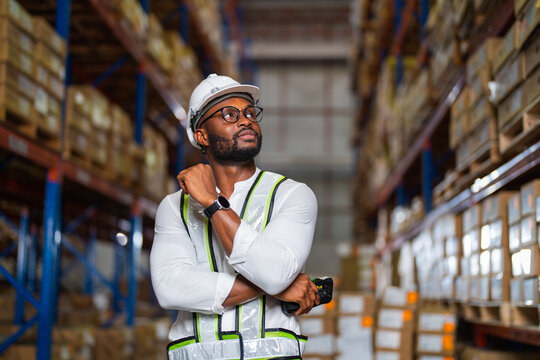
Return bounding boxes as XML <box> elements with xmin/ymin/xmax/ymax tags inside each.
<box><xmin>150</xmin><ymin>168</ymin><xmax>318</xmax><ymax>341</ymax></box>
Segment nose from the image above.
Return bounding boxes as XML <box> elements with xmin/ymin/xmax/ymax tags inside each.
<box><xmin>237</xmin><ymin>111</ymin><xmax>252</xmax><ymax>127</ymax></box>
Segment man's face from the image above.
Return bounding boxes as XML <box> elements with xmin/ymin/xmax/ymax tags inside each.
<box><xmin>198</xmin><ymin>97</ymin><xmax>262</xmax><ymax>163</ymax></box>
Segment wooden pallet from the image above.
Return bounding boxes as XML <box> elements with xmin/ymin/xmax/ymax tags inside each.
<box><xmin>511</xmin><ymin>304</ymin><xmax>540</xmax><ymax>327</ymax></box>
<box><xmin>499</xmin><ymin>95</ymin><xmax>540</xmax><ymax>156</ymax></box>
<box><xmin>454</xmin><ymin>139</ymin><xmax>500</xmax><ymax>194</ymax></box>
<box><xmin>463</xmin><ymin>302</ymin><xmax>512</xmax><ymax>325</ymax></box>
<box><xmin>0</xmin><ymin>107</ymin><xmax>36</xmax><ymax>139</ymax></box>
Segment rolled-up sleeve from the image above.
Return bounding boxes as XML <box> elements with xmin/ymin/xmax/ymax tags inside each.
<box><xmin>227</xmin><ymin>183</ymin><xmax>317</xmax><ymax>295</ymax></box>
<box><xmin>150</xmin><ymin>192</ymin><xmax>237</xmax><ymax>314</ymax></box>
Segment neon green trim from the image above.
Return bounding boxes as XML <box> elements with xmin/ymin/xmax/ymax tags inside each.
<box><xmin>238</xmin><ymin>305</ymin><xmax>243</xmax><ymax>331</ymax></box>
<box><xmin>261</xmin><ymin>176</ymin><xmax>285</xmax><ymax>231</ymax></box>
<box><xmin>182</xmin><ymin>194</ymin><xmax>189</xmax><ymax>220</ymax></box>
<box><xmin>299</xmin><ymin>338</ymin><xmax>307</xmax><ymax>343</ymax></box>
<box><xmin>242</xmin><ymin>172</ymin><xmax>265</xmax><ymax>220</ymax></box>
<box><xmin>204</xmin><ymin>217</ymin><xmax>215</xmax><ymax>272</ymax></box>
<box><xmin>221</xmin><ymin>334</ymin><xmax>240</xmax><ymax>341</ymax></box>
<box><xmin>196</xmin><ymin>313</ymin><xmax>202</xmax><ymax>342</ymax></box>
<box><xmin>259</xmin><ymin>297</ymin><xmax>264</xmax><ymax>338</ymax></box>
<box><xmin>214</xmin><ymin>315</ymin><xmax>219</xmax><ymax>340</ymax></box>
<box><xmin>265</xmin><ymin>331</ymin><xmax>297</xmax><ymax>341</ymax></box>
<box><xmin>168</xmin><ymin>338</ymin><xmax>196</xmax><ymax>351</ymax></box>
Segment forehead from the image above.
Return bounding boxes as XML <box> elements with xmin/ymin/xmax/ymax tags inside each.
<box><xmin>204</xmin><ymin>96</ymin><xmax>252</xmax><ymax>118</ymax></box>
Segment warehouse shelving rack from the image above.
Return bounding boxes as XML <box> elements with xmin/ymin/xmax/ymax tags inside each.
<box><xmin>0</xmin><ymin>0</ymin><xmax>250</xmax><ymax>359</ymax></box>
<box><xmin>355</xmin><ymin>0</ymin><xmax>540</xmax><ymax>349</ymax></box>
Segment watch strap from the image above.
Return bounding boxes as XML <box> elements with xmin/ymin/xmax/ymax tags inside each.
<box><xmin>203</xmin><ymin>201</ymin><xmax>221</xmax><ymax>219</ymax></box>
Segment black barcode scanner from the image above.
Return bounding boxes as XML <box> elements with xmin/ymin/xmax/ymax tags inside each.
<box><xmin>281</xmin><ymin>277</ymin><xmax>333</xmax><ymax>315</ymax></box>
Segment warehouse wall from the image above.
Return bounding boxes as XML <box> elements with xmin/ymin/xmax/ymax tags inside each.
<box><xmin>255</xmin><ymin>61</ymin><xmax>355</xmax><ymax>276</ymax></box>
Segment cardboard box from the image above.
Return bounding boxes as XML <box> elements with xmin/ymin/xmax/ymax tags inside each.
<box><xmin>377</xmin><ymin>308</ymin><xmax>414</xmax><ymax>330</ymax></box>
<box><xmin>511</xmin><ymin>245</ymin><xmax>540</xmax><ymax>277</ymax></box>
<box><xmin>521</xmin><ymin>180</ymin><xmax>540</xmax><ymax>216</ymax></box>
<box><xmin>466</xmin><ymin>38</ymin><xmax>501</xmax><ymax>80</ymax></box>
<box><xmin>0</xmin><ymin>83</ymin><xmax>34</xmax><ymax>122</ymax></box>
<box><xmin>375</xmin><ymin>328</ymin><xmax>413</xmax><ymax>352</ymax></box>
<box><xmin>450</xmin><ymin>86</ymin><xmax>469</xmax><ymax>119</ymax></box>
<box><xmin>517</xmin><ymin>0</ymin><xmax>540</xmax><ymax>48</ymax></box>
<box><xmin>463</xmin><ymin>205</ymin><xmax>482</xmax><ymax>232</ymax></box>
<box><xmin>497</xmin><ymin>84</ymin><xmax>525</xmax><ymax>129</ymax></box>
<box><xmin>32</xmin><ymin>17</ymin><xmax>66</xmax><ymax>58</ymax></box>
<box><xmin>469</xmin><ymin>97</ymin><xmax>495</xmax><ymax>131</ymax></box>
<box><xmin>469</xmin><ymin>277</ymin><xmax>479</xmax><ymax>300</ymax></box>
<box><xmin>0</xmin><ymin>0</ymin><xmax>34</xmax><ymax>34</ymax></box>
<box><xmin>456</xmin><ymin>276</ymin><xmax>469</xmax><ymax>302</ymax></box>
<box><xmin>303</xmin><ymin>334</ymin><xmax>335</xmax><ymax>356</ymax></box>
<box><xmin>509</xmin><ymin>223</ymin><xmax>521</xmax><ymax>252</ymax></box>
<box><xmin>491</xmin><ymin>246</ymin><xmax>511</xmax><ymax>275</ymax></box>
<box><xmin>522</xmin><ymin>275</ymin><xmax>540</xmax><ymax>303</ymax></box>
<box><xmin>515</xmin><ymin>0</ymin><xmax>530</xmax><ymax>17</ymax></box>
<box><xmin>468</xmin><ymin>73</ymin><xmax>488</xmax><ymax>109</ymax></box>
<box><xmin>492</xmin><ymin>54</ymin><xmax>525</xmax><ymax>104</ymax></box>
<box><xmin>375</xmin><ymin>350</ymin><xmax>412</xmax><ymax>360</ymax></box>
<box><xmin>338</xmin><ymin>292</ymin><xmax>375</xmax><ymax>315</ymax></box>
<box><xmin>381</xmin><ymin>287</ymin><xmax>417</xmax><ymax>309</ymax></box>
<box><xmin>445</xmin><ymin>236</ymin><xmax>461</xmax><ymax>257</ymax></box>
<box><xmin>522</xmin><ymin>28</ymin><xmax>540</xmax><ymax>76</ymax></box>
<box><xmin>449</xmin><ymin>112</ymin><xmax>469</xmax><ymax>149</ymax></box>
<box><xmin>520</xmin><ymin>216</ymin><xmax>537</xmax><ymax>246</ymax></box>
<box><xmin>0</xmin><ymin>62</ymin><xmax>35</xmax><ymax>99</ymax></box>
<box><xmin>416</xmin><ymin>333</ymin><xmax>454</xmax><ymax>355</ymax></box>
<box><xmin>508</xmin><ymin>193</ymin><xmax>522</xmax><ymax>225</ymax></box>
<box><xmin>0</xmin><ymin>19</ymin><xmax>35</xmax><ymax>55</ymax></box>
<box><xmin>480</xmin><ymin>250</ymin><xmax>491</xmax><ymax>276</ymax></box>
<box><xmin>300</xmin><ymin>315</ymin><xmax>336</xmax><ymax>336</ymax></box>
<box><xmin>0</xmin><ymin>40</ymin><xmax>33</xmax><ymax>76</ymax></box>
<box><xmin>470</xmin><ymin>253</ymin><xmax>480</xmax><ymax>277</ymax></box>
<box><xmin>35</xmin><ymin>42</ymin><xmax>65</xmax><ymax>80</ymax></box>
<box><xmin>482</xmin><ymin>192</ymin><xmax>516</xmax><ymax>224</ymax></box>
<box><xmin>461</xmin><ymin>256</ymin><xmax>470</xmax><ymax>276</ymax></box>
<box><xmin>462</xmin><ymin>229</ymin><xmax>480</xmax><ymax>257</ymax></box>
<box><xmin>510</xmin><ymin>277</ymin><xmax>522</xmax><ymax>303</ymax></box>
<box><xmin>525</xmin><ymin>64</ymin><xmax>540</xmax><ymax>107</ymax></box>
<box><xmin>478</xmin><ymin>275</ymin><xmax>491</xmax><ymax>300</ymax></box>
<box><xmin>417</xmin><ymin>310</ymin><xmax>456</xmax><ymax>333</ymax></box>
<box><xmin>491</xmin><ymin>273</ymin><xmax>510</xmax><ymax>301</ymax></box>
<box><xmin>492</xmin><ymin>22</ymin><xmax>519</xmax><ymax>74</ymax></box>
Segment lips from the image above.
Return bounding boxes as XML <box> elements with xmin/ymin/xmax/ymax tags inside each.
<box><xmin>236</xmin><ymin>129</ymin><xmax>257</xmax><ymax>140</ymax></box>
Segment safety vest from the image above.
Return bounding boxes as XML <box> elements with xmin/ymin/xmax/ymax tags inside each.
<box><xmin>167</xmin><ymin>170</ymin><xmax>307</xmax><ymax>360</ymax></box>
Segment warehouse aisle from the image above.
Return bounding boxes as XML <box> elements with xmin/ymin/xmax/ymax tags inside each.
<box><xmin>1</xmin><ymin>0</ymin><xmax>540</xmax><ymax>359</ymax></box>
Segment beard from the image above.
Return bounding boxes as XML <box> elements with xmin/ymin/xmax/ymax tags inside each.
<box><xmin>208</xmin><ymin>129</ymin><xmax>262</xmax><ymax>163</ymax></box>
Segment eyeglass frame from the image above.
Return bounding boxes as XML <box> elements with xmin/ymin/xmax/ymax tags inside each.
<box><xmin>197</xmin><ymin>105</ymin><xmax>263</xmax><ymax>129</ymax></box>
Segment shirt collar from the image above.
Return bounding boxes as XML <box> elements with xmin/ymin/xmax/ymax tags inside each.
<box><xmin>215</xmin><ymin>168</ymin><xmax>261</xmax><ymax>195</ymax></box>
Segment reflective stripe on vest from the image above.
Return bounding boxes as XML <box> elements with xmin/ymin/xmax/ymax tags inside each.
<box><xmin>174</xmin><ymin>171</ymin><xmax>296</xmax><ymax>359</ymax></box>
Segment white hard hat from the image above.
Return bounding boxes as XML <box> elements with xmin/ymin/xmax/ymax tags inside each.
<box><xmin>186</xmin><ymin>73</ymin><xmax>260</xmax><ymax>149</ymax></box>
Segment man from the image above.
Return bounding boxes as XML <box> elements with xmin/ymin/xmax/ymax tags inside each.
<box><xmin>150</xmin><ymin>74</ymin><xmax>319</xmax><ymax>360</ymax></box>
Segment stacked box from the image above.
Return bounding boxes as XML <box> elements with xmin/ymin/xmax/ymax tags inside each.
<box><xmin>510</xmin><ymin>180</ymin><xmax>540</xmax><ymax>304</ymax></box>
<box><xmin>32</xmin><ymin>16</ymin><xmax>66</xmax><ymax>140</ymax></box>
<box><xmin>335</xmin><ymin>292</ymin><xmax>375</xmax><ymax>360</ymax></box>
<box><xmin>465</xmin><ymin>38</ymin><xmax>500</xmax><ymax>170</ymax></box>
<box><xmin>460</xmin><ymin>204</ymin><xmax>482</xmax><ymax>302</ymax></box>
<box><xmin>522</xmin><ymin>28</ymin><xmax>540</xmax><ymax>110</ymax></box>
<box><xmin>480</xmin><ymin>192</ymin><xmax>517</xmax><ymax>302</ymax></box>
<box><xmin>0</xmin><ymin>1</ymin><xmax>37</xmax><ymax>127</ymax></box>
<box><xmin>57</xmin><ymin>293</ymin><xmax>103</xmax><ymax>326</ymax></box>
<box><xmin>302</xmin><ymin>304</ymin><xmax>337</xmax><ymax>360</ymax></box>
<box><xmin>52</xmin><ymin>325</ymin><xmax>95</xmax><ymax>360</ymax></box>
<box><xmin>64</xmin><ymin>85</ymin><xmax>113</xmax><ymax>169</ymax></box>
<box><xmin>374</xmin><ymin>287</ymin><xmax>417</xmax><ymax>360</ymax></box>
<box><xmin>450</xmin><ymin>87</ymin><xmax>469</xmax><ymax>150</ymax></box>
<box><xmin>140</xmin><ymin>125</ymin><xmax>169</xmax><ymax>201</ymax></box>
<box><xmin>415</xmin><ymin>309</ymin><xmax>457</xmax><ymax>359</ymax></box>
<box><xmin>109</xmin><ymin>103</ymin><xmax>134</xmax><ymax>182</ymax></box>
<box><xmin>440</xmin><ymin>215</ymin><xmax>463</xmax><ymax>299</ymax></box>
<box><xmin>94</xmin><ymin>327</ymin><xmax>134</xmax><ymax>360</ymax></box>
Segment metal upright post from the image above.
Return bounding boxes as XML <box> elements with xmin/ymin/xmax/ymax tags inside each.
<box><xmin>85</xmin><ymin>227</ymin><xmax>97</xmax><ymax>295</ymax></box>
<box><xmin>420</xmin><ymin>0</ymin><xmax>429</xmax><ymax>42</ymax></box>
<box><xmin>37</xmin><ymin>169</ymin><xmax>62</xmax><ymax>360</ymax></box>
<box><xmin>396</xmin><ymin>183</ymin><xmax>407</xmax><ymax>206</ymax></box>
<box><xmin>134</xmin><ymin>0</ymin><xmax>149</xmax><ymax>146</ymax></box>
<box><xmin>15</xmin><ymin>207</ymin><xmax>30</xmax><ymax>325</ymax></box>
<box><xmin>127</xmin><ymin>203</ymin><xmax>143</xmax><ymax>326</ymax></box>
<box><xmin>422</xmin><ymin>141</ymin><xmax>434</xmax><ymax>213</ymax></box>
<box><xmin>27</xmin><ymin>225</ymin><xmax>38</xmax><ymax>293</ymax></box>
<box><xmin>113</xmin><ymin>238</ymin><xmax>124</xmax><ymax>314</ymax></box>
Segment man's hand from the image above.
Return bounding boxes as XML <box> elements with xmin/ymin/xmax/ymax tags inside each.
<box><xmin>275</xmin><ymin>273</ymin><xmax>320</xmax><ymax>316</ymax></box>
<box><xmin>177</xmin><ymin>164</ymin><xmax>218</xmax><ymax>207</ymax></box>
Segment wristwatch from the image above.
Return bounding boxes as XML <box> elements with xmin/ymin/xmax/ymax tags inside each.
<box><xmin>204</xmin><ymin>195</ymin><xmax>231</xmax><ymax>219</ymax></box>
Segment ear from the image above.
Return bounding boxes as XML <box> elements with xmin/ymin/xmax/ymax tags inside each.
<box><xmin>194</xmin><ymin>128</ymin><xmax>209</xmax><ymax>148</ymax></box>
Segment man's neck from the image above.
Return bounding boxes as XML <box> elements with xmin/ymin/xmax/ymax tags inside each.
<box><xmin>209</xmin><ymin>159</ymin><xmax>257</xmax><ymax>198</ymax></box>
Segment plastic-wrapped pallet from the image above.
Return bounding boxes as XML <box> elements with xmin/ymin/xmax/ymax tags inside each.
<box><xmin>335</xmin><ymin>292</ymin><xmax>375</xmax><ymax>360</ymax></box>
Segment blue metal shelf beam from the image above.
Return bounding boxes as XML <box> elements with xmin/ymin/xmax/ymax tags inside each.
<box><xmin>15</xmin><ymin>207</ymin><xmax>30</xmax><ymax>325</ymax></box>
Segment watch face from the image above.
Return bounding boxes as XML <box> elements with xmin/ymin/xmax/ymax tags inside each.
<box><xmin>217</xmin><ymin>195</ymin><xmax>230</xmax><ymax>208</ymax></box>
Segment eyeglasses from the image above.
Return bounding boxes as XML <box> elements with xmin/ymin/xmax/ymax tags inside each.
<box><xmin>198</xmin><ymin>105</ymin><xmax>263</xmax><ymax>128</ymax></box>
